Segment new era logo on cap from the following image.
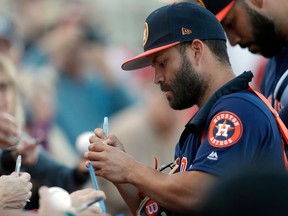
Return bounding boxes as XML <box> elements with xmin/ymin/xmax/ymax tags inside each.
<box><xmin>182</xmin><ymin>28</ymin><xmax>192</xmax><ymax>36</ymax></box>
<box><xmin>122</xmin><ymin>2</ymin><xmax>226</xmax><ymax>71</ymax></box>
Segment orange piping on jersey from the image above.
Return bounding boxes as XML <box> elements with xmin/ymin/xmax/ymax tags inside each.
<box><xmin>248</xmin><ymin>87</ymin><xmax>288</xmax><ymax>170</ymax></box>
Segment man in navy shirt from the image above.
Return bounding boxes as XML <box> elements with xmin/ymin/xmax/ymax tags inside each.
<box><xmin>194</xmin><ymin>0</ymin><xmax>288</xmax><ymax>127</ymax></box>
<box><xmin>85</xmin><ymin>2</ymin><xmax>286</xmax><ymax>215</ymax></box>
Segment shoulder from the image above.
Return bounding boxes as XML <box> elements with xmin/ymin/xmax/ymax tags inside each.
<box><xmin>202</xmin><ymin>91</ymin><xmax>282</xmax><ymax>157</ymax></box>
<box><xmin>213</xmin><ymin>90</ymin><xmax>271</xmax><ymax>116</ymax></box>
<box><xmin>208</xmin><ymin>90</ymin><xmax>278</xmax><ymax>131</ymax></box>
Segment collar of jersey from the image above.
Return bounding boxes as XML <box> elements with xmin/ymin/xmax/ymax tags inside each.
<box><xmin>185</xmin><ymin>71</ymin><xmax>253</xmax><ymax>134</ymax></box>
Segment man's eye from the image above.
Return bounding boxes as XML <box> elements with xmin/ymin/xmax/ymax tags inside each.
<box><xmin>227</xmin><ymin>22</ymin><xmax>234</xmax><ymax>29</ymax></box>
<box><xmin>223</xmin><ymin>19</ymin><xmax>234</xmax><ymax>30</ymax></box>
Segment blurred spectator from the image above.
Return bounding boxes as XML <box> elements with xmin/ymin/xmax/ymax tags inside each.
<box><xmin>0</xmin><ymin>53</ymin><xmax>90</xmax><ymax>210</ymax></box>
<box><xmin>21</xmin><ymin>71</ymin><xmax>55</xmax><ymax>152</ymax></box>
<box><xmin>9</xmin><ymin>0</ymin><xmax>55</xmax><ymax>55</ymax></box>
<box><xmin>0</xmin><ymin>3</ymin><xmax>135</xmax><ymax>211</ymax></box>
<box><xmin>0</xmin><ymin>186</ymin><xmax>106</xmax><ymax>215</ymax></box>
<box><xmin>18</xmin><ymin>2</ymin><xmax>135</xmax><ymax>157</ymax></box>
<box><xmin>0</xmin><ymin>11</ymin><xmax>23</xmax><ymax>65</ymax></box>
<box><xmin>53</xmin><ymin>25</ymin><xmax>134</xmax><ymax>152</ymax></box>
<box><xmin>0</xmin><ymin>63</ymin><xmax>33</xmax><ymax>209</ymax></box>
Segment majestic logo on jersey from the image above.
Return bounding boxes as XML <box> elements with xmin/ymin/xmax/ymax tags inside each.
<box><xmin>208</xmin><ymin>111</ymin><xmax>243</xmax><ymax>148</ymax></box>
<box><xmin>143</xmin><ymin>22</ymin><xmax>149</xmax><ymax>47</ymax></box>
<box><xmin>207</xmin><ymin>151</ymin><xmax>218</xmax><ymax>160</ymax></box>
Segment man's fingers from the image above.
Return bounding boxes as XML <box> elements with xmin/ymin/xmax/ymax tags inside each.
<box><xmin>89</xmin><ymin>134</ymin><xmax>98</xmax><ymax>144</ymax></box>
<box><xmin>93</xmin><ymin>128</ymin><xmax>106</xmax><ymax>139</ymax></box>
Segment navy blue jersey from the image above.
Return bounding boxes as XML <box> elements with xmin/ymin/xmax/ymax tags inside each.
<box><xmin>175</xmin><ymin>72</ymin><xmax>285</xmax><ymax>177</ymax></box>
<box><xmin>176</xmin><ymin>91</ymin><xmax>284</xmax><ymax>176</ymax></box>
<box><xmin>175</xmin><ymin>73</ymin><xmax>285</xmax><ymax>176</ymax></box>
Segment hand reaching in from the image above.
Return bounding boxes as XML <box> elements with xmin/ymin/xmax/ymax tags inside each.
<box><xmin>0</xmin><ymin>172</ymin><xmax>32</xmax><ymax>209</ymax></box>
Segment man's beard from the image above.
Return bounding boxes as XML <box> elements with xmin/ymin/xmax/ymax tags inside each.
<box><xmin>244</xmin><ymin>5</ymin><xmax>284</xmax><ymax>57</ymax></box>
<box><xmin>161</xmin><ymin>53</ymin><xmax>207</xmax><ymax>110</ymax></box>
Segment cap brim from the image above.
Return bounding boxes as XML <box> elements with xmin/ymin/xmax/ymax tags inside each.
<box><xmin>121</xmin><ymin>41</ymin><xmax>180</xmax><ymax>71</ymax></box>
<box><xmin>216</xmin><ymin>1</ymin><xmax>235</xmax><ymax>22</ymax></box>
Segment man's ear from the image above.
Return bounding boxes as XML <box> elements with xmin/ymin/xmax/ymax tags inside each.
<box><xmin>190</xmin><ymin>39</ymin><xmax>205</xmax><ymax>66</ymax></box>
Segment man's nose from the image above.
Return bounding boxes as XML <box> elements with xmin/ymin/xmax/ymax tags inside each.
<box><xmin>153</xmin><ymin>70</ymin><xmax>164</xmax><ymax>85</ymax></box>
<box><xmin>226</xmin><ymin>31</ymin><xmax>241</xmax><ymax>46</ymax></box>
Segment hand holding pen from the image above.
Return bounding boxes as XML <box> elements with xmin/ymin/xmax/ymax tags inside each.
<box><xmin>14</xmin><ymin>154</ymin><xmax>31</xmax><ymax>203</ymax></box>
<box><xmin>0</xmin><ymin>172</ymin><xmax>32</xmax><ymax>209</ymax></box>
<box><xmin>88</xmin><ymin>163</ymin><xmax>106</xmax><ymax>213</ymax></box>
<box><xmin>75</xmin><ymin>196</ymin><xmax>104</xmax><ymax>213</ymax></box>
<box><xmin>0</xmin><ymin>112</ymin><xmax>43</xmax><ymax>152</ymax></box>
<box><xmin>10</xmin><ymin>133</ymin><xmax>42</xmax><ymax>166</ymax></box>
<box><xmin>86</xmin><ymin>117</ymin><xmax>108</xmax><ymax>213</ymax></box>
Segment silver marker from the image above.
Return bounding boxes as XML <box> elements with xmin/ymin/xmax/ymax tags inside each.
<box><xmin>15</xmin><ymin>155</ymin><xmax>21</xmax><ymax>177</ymax></box>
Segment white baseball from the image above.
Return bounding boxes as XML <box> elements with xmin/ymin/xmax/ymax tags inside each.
<box><xmin>47</xmin><ymin>187</ymin><xmax>72</xmax><ymax>211</ymax></box>
<box><xmin>76</xmin><ymin>131</ymin><xmax>94</xmax><ymax>154</ymax></box>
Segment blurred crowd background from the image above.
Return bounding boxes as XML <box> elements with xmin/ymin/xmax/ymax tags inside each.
<box><xmin>0</xmin><ymin>0</ymin><xmax>267</xmax><ymax>215</ymax></box>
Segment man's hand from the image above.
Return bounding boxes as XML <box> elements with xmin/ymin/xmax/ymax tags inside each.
<box><xmin>38</xmin><ymin>186</ymin><xmax>67</xmax><ymax>216</ymax></box>
<box><xmin>0</xmin><ymin>172</ymin><xmax>32</xmax><ymax>209</ymax></box>
<box><xmin>85</xmin><ymin>136</ymin><xmax>137</xmax><ymax>184</ymax></box>
<box><xmin>89</xmin><ymin>128</ymin><xmax>126</xmax><ymax>152</ymax></box>
<box><xmin>71</xmin><ymin>188</ymin><xmax>106</xmax><ymax>215</ymax></box>
<box><xmin>11</xmin><ymin>136</ymin><xmax>40</xmax><ymax>166</ymax></box>
<box><xmin>39</xmin><ymin>186</ymin><xmax>107</xmax><ymax>216</ymax></box>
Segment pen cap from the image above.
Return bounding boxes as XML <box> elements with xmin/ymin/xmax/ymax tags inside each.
<box><xmin>15</xmin><ymin>154</ymin><xmax>21</xmax><ymax>177</ymax></box>
<box><xmin>103</xmin><ymin>117</ymin><xmax>108</xmax><ymax>135</ymax></box>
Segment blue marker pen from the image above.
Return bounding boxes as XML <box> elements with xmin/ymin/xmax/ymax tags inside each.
<box><xmin>75</xmin><ymin>196</ymin><xmax>104</xmax><ymax>213</ymax></box>
<box><xmin>88</xmin><ymin>162</ymin><xmax>106</xmax><ymax>213</ymax></box>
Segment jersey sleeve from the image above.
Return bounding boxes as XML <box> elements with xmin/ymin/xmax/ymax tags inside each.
<box><xmin>189</xmin><ymin>92</ymin><xmax>284</xmax><ymax>176</ymax></box>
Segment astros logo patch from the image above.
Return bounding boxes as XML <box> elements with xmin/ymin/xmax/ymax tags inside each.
<box><xmin>208</xmin><ymin>111</ymin><xmax>243</xmax><ymax>148</ymax></box>
<box><xmin>143</xmin><ymin>22</ymin><xmax>149</xmax><ymax>47</ymax></box>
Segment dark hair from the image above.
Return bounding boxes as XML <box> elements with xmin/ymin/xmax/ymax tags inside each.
<box><xmin>177</xmin><ymin>40</ymin><xmax>231</xmax><ymax>66</ymax></box>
